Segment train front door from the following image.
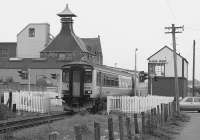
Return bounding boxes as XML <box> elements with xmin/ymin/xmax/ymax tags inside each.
<box><xmin>72</xmin><ymin>70</ymin><xmax>81</xmax><ymax>97</ymax></box>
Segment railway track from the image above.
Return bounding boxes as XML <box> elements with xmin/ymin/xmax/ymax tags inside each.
<box><xmin>0</xmin><ymin>112</ymin><xmax>71</xmax><ymax>134</ymax></box>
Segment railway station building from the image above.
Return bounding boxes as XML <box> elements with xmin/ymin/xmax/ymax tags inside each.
<box><xmin>147</xmin><ymin>46</ymin><xmax>188</xmax><ymax>97</ymax></box>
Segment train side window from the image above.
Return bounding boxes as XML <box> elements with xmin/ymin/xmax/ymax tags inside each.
<box><xmin>84</xmin><ymin>71</ymin><xmax>92</xmax><ymax>83</ymax></box>
<box><xmin>114</xmin><ymin>78</ymin><xmax>119</xmax><ymax>87</ymax></box>
<box><xmin>111</xmin><ymin>78</ymin><xmax>115</xmax><ymax>87</ymax></box>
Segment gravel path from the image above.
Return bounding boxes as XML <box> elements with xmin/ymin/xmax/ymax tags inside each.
<box><xmin>175</xmin><ymin>112</ymin><xmax>200</xmax><ymax>140</ymax></box>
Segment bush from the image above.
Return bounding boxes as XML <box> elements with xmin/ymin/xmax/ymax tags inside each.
<box><xmin>0</xmin><ymin>104</ymin><xmax>8</xmax><ymax>120</ymax></box>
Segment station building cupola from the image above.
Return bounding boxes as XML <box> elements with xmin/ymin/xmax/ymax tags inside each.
<box><xmin>40</xmin><ymin>4</ymin><xmax>103</xmax><ymax>65</ymax></box>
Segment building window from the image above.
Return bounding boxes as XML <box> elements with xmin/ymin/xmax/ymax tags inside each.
<box><xmin>155</xmin><ymin>65</ymin><xmax>165</xmax><ymax>76</ymax></box>
<box><xmin>0</xmin><ymin>48</ymin><xmax>8</xmax><ymax>57</ymax></box>
<box><xmin>58</xmin><ymin>53</ymin><xmax>65</xmax><ymax>60</ymax></box>
<box><xmin>29</xmin><ymin>28</ymin><xmax>35</xmax><ymax>37</ymax></box>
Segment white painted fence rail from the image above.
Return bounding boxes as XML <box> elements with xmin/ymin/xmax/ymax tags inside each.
<box><xmin>4</xmin><ymin>91</ymin><xmax>63</xmax><ymax>113</ymax></box>
<box><xmin>107</xmin><ymin>95</ymin><xmax>174</xmax><ymax>114</ymax></box>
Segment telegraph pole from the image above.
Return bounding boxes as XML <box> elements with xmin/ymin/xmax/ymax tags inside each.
<box><xmin>193</xmin><ymin>40</ymin><xmax>196</xmax><ymax>97</ymax></box>
<box><xmin>165</xmin><ymin>24</ymin><xmax>184</xmax><ymax>114</ymax></box>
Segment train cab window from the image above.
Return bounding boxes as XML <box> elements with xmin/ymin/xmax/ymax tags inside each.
<box><xmin>62</xmin><ymin>71</ymin><xmax>69</xmax><ymax>83</ymax></box>
<box><xmin>84</xmin><ymin>70</ymin><xmax>92</xmax><ymax>83</ymax></box>
<box><xmin>97</xmin><ymin>72</ymin><xmax>101</xmax><ymax>85</ymax></box>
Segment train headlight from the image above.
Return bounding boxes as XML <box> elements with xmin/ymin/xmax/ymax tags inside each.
<box><xmin>85</xmin><ymin>90</ymin><xmax>92</xmax><ymax>95</ymax></box>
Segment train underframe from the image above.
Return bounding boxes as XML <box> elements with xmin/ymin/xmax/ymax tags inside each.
<box><xmin>62</xmin><ymin>94</ymin><xmax>105</xmax><ymax>113</ymax></box>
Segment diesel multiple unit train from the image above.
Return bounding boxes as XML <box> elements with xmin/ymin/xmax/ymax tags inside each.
<box><xmin>61</xmin><ymin>61</ymin><xmax>135</xmax><ymax>111</ymax></box>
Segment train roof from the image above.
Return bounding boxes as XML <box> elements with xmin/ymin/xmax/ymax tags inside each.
<box><xmin>93</xmin><ymin>64</ymin><xmax>137</xmax><ymax>76</ymax></box>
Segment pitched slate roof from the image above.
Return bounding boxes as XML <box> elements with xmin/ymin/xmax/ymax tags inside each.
<box><xmin>81</xmin><ymin>37</ymin><xmax>102</xmax><ymax>53</ymax></box>
<box><xmin>41</xmin><ymin>5</ymin><xmax>88</xmax><ymax>53</ymax></box>
<box><xmin>147</xmin><ymin>45</ymin><xmax>188</xmax><ymax>63</ymax></box>
<box><xmin>41</xmin><ymin>32</ymin><xmax>88</xmax><ymax>53</ymax></box>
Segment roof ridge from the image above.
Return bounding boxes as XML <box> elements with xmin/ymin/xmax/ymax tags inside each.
<box><xmin>0</xmin><ymin>42</ymin><xmax>16</xmax><ymax>44</ymax></box>
<box><xmin>17</xmin><ymin>23</ymin><xmax>50</xmax><ymax>36</ymax></box>
<box><xmin>72</xmin><ymin>33</ymin><xmax>88</xmax><ymax>52</ymax></box>
<box><xmin>147</xmin><ymin>45</ymin><xmax>188</xmax><ymax>63</ymax></box>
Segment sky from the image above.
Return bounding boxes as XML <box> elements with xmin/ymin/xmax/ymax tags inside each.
<box><xmin>0</xmin><ymin>0</ymin><xmax>200</xmax><ymax>80</ymax></box>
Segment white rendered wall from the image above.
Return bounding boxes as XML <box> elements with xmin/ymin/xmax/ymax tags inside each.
<box><xmin>17</xmin><ymin>23</ymin><xmax>50</xmax><ymax>58</ymax></box>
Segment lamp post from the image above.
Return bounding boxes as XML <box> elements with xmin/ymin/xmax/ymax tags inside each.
<box><xmin>134</xmin><ymin>48</ymin><xmax>138</xmax><ymax>96</ymax></box>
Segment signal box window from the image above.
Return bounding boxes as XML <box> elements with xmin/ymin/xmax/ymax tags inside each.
<box><xmin>149</xmin><ymin>63</ymin><xmax>165</xmax><ymax>76</ymax></box>
<box><xmin>29</xmin><ymin>28</ymin><xmax>35</xmax><ymax>37</ymax></box>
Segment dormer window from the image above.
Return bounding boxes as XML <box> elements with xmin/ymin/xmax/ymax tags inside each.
<box><xmin>29</xmin><ymin>28</ymin><xmax>35</xmax><ymax>37</ymax></box>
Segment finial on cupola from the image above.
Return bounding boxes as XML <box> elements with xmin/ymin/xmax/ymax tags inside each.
<box><xmin>57</xmin><ymin>4</ymin><xmax>76</xmax><ymax>17</ymax></box>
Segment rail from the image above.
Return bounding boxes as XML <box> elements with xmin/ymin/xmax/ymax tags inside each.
<box><xmin>0</xmin><ymin>112</ymin><xmax>69</xmax><ymax>134</ymax></box>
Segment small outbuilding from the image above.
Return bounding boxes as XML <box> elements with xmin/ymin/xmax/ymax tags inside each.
<box><xmin>147</xmin><ymin>45</ymin><xmax>188</xmax><ymax>97</ymax></box>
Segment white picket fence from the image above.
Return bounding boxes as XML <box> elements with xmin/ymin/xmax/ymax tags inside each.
<box><xmin>107</xmin><ymin>95</ymin><xmax>174</xmax><ymax>114</ymax></box>
<box><xmin>4</xmin><ymin>91</ymin><xmax>63</xmax><ymax>113</ymax></box>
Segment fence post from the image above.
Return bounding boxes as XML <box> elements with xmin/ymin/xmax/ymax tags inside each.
<box><xmin>147</xmin><ymin>112</ymin><xmax>151</xmax><ymax>134</ymax></box>
<box><xmin>164</xmin><ymin>104</ymin><xmax>168</xmax><ymax>122</ymax></box>
<box><xmin>134</xmin><ymin>113</ymin><xmax>139</xmax><ymax>134</ymax></box>
<box><xmin>74</xmin><ymin>125</ymin><xmax>82</xmax><ymax>140</ymax></box>
<box><xmin>49</xmin><ymin>132</ymin><xmax>57</xmax><ymax>140</ymax></box>
<box><xmin>8</xmin><ymin>91</ymin><xmax>12</xmax><ymax>110</ymax></box>
<box><xmin>168</xmin><ymin>102</ymin><xmax>171</xmax><ymax>118</ymax></box>
<box><xmin>108</xmin><ymin>117</ymin><xmax>114</xmax><ymax>140</ymax></box>
<box><xmin>150</xmin><ymin>108</ymin><xmax>154</xmax><ymax>131</ymax></box>
<box><xmin>156</xmin><ymin>105</ymin><xmax>160</xmax><ymax>126</ymax></box>
<box><xmin>12</xmin><ymin>104</ymin><xmax>16</xmax><ymax>113</ymax></box>
<box><xmin>161</xmin><ymin>103</ymin><xmax>164</xmax><ymax>125</ymax></box>
<box><xmin>126</xmin><ymin>117</ymin><xmax>132</xmax><ymax>140</ymax></box>
<box><xmin>118</xmin><ymin>115</ymin><xmax>124</xmax><ymax>140</ymax></box>
<box><xmin>172</xmin><ymin>101</ymin><xmax>176</xmax><ymax>116</ymax></box>
<box><xmin>153</xmin><ymin>108</ymin><xmax>157</xmax><ymax>128</ymax></box>
<box><xmin>94</xmin><ymin>122</ymin><xmax>100</xmax><ymax>140</ymax></box>
<box><xmin>1</xmin><ymin>94</ymin><xmax>4</xmax><ymax>104</ymax></box>
<box><xmin>141</xmin><ymin>112</ymin><xmax>145</xmax><ymax>134</ymax></box>
<box><xmin>170</xmin><ymin>102</ymin><xmax>173</xmax><ymax>117</ymax></box>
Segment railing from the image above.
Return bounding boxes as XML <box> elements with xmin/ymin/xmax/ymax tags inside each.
<box><xmin>3</xmin><ymin>91</ymin><xmax>63</xmax><ymax>113</ymax></box>
<box><xmin>107</xmin><ymin>95</ymin><xmax>174</xmax><ymax>114</ymax></box>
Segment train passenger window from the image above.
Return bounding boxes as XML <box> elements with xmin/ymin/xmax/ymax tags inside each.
<box><xmin>111</xmin><ymin>79</ymin><xmax>115</xmax><ymax>87</ymax></box>
<box><xmin>114</xmin><ymin>78</ymin><xmax>119</xmax><ymax>87</ymax></box>
<box><xmin>84</xmin><ymin>71</ymin><xmax>92</xmax><ymax>83</ymax></box>
<box><xmin>97</xmin><ymin>72</ymin><xmax>119</xmax><ymax>87</ymax></box>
